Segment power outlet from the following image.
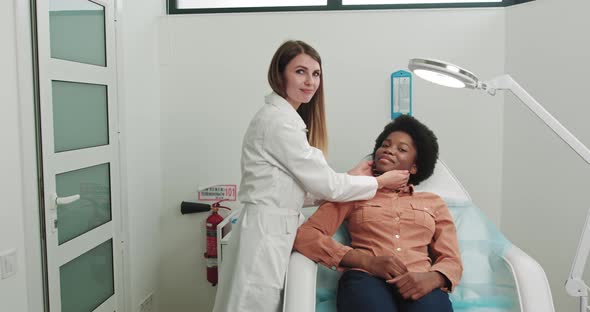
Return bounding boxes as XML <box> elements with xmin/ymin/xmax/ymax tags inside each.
<box><xmin>139</xmin><ymin>293</ymin><xmax>153</xmax><ymax>312</ymax></box>
<box><xmin>0</xmin><ymin>249</ymin><xmax>17</xmax><ymax>279</ymax></box>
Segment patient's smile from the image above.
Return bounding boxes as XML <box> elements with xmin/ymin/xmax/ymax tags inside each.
<box><xmin>374</xmin><ymin>131</ymin><xmax>416</xmax><ymax>173</ymax></box>
<box><xmin>378</xmin><ymin>156</ymin><xmax>395</xmax><ymax>164</ymax></box>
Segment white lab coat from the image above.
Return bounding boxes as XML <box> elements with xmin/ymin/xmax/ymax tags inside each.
<box><xmin>212</xmin><ymin>92</ymin><xmax>378</xmax><ymax>312</ymax></box>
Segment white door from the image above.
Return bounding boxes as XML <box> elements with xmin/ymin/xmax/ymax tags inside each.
<box><xmin>35</xmin><ymin>0</ymin><xmax>123</xmax><ymax>311</ymax></box>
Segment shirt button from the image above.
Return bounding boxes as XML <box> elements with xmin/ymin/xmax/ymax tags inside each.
<box><xmin>395</xmin><ymin>234</ymin><xmax>400</xmax><ymax>239</ymax></box>
<box><xmin>394</xmin><ymin>217</ymin><xmax>400</xmax><ymax>222</ymax></box>
<box><xmin>331</xmin><ymin>266</ymin><xmax>337</xmax><ymax>271</ymax></box>
<box><xmin>424</xmin><ymin>207</ymin><xmax>429</xmax><ymax>210</ymax></box>
<box><xmin>396</xmin><ymin>247</ymin><xmax>402</xmax><ymax>252</ymax></box>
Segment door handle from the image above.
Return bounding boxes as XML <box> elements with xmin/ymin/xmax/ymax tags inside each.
<box><xmin>49</xmin><ymin>194</ymin><xmax>80</xmax><ymax>233</ymax></box>
<box><xmin>55</xmin><ymin>194</ymin><xmax>81</xmax><ymax>206</ymax></box>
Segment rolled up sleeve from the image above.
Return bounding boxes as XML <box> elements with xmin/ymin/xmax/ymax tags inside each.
<box><xmin>293</xmin><ymin>201</ymin><xmax>354</xmax><ymax>270</ymax></box>
<box><xmin>428</xmin><ymin>198</ymin><xmax>463</xmax><ymax>292</ymax></box>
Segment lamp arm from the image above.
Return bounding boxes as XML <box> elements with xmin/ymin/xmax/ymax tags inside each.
<box><xmin>566</xmin><ymin>209</ymin><xmax>590</xmax><ymax>298</ymax></box>
<box><xmin>487</xmin><ymin>74</ymin><xmax>590</xmax><ymax>301</ymax></box>
<box><xmin>487</xmin><ymin>75</ymin><xmax>590</xmax><ymax>165</ymax></box>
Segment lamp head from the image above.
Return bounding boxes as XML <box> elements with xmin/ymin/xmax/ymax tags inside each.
<box><xmin>408</xmin><ymin>58</ymin><xmax>481</xmax><ymax>89</ymax></box>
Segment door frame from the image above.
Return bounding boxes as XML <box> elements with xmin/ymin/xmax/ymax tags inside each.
<box><xmin>16</xmin><ymin>0</ymin><xmax>46</xmax><ymax>310</ymax></box>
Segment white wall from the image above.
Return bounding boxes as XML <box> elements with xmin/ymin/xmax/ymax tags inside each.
<box><xmin>159</xmin><ymin>8</ymin><xmax>505</xmax><ymax>311</ymax></box>
<box><xmin>0</xmin><ymin>0</ymin><xmax>30</xmax><ymax>311</ymax></box>
<box><xmin>503</xmin><ymin>0</ymin><xmax>590</xmax><ymax>311</ymax></box>
<box><xmin>117</xmin><ymin>0</ymin><xmax>164</xmax><ymax>311</ymax></box>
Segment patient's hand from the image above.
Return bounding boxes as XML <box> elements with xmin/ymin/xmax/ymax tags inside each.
<box><xmin>364</xmin><ymin>255</ymin><xmax>408</xmax><ymax>280</ymax></box>
<box><xmin>347</xmin><ymin>160</ymin><xmax>374</xmax><ymax>176</ymax></box>
<box><xmin>386</xmin><ymin>272</ymin><xmax>446</xmax><ymax>301</ymax></box>
<box><xmin>341</xmin><ymin>251</ymin><xmax>407</xmax><ymax>279</ymax></box>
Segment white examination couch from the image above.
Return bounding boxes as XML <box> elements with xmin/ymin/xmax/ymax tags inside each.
<box><xmin>283</xmin><ymin>160</ymin><xmax>555</xmax><ymax>312</ymax></box>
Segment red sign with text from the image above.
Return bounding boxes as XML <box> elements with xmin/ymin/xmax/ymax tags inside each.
<box><xmin>198</xmin><ymin>185</ymin><xmax>237</xmax><ymax>201</ymax></box>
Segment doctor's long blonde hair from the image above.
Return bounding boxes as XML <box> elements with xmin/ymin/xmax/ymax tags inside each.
<box><xmin>268</xmin><ymin>40</ymin><xmax>328</xmax><ymax>154</ymax></box>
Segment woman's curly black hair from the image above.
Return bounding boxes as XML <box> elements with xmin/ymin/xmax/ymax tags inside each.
<box><xmin>371</xmin><ymin>115</ymin><xmax>439</xmax><ymax>186</ymax></box>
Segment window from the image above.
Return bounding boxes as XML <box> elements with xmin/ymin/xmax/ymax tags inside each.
<box><xmin>168</xmin><ymin>0</ymin><xmax>534</xmax><ymax>14</ymax></box>
<box><xmin>176</xmin><ymin>0</ymin><xmax>326</xmax><ymax>9</ymax></box>
<box><xmin>344</xmin><ymin>0</ymin><xmax>500</xmax><ymax>4</ymax></box>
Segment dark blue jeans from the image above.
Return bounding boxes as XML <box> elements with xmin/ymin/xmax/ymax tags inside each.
<box><xmin>337</xmin><ymin>270</ymin><xmax>453</xmax><ymax>312</ymax></box>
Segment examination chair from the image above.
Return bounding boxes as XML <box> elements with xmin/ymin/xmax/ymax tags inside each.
<box><xmin>283</xmin><ymin>160</ymin><xmax>555</xmax><ymax>312</ymax></box>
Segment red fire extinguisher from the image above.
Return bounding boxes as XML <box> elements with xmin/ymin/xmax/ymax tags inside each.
<box><xmin>205</xmin><ymin>201</ymin><xmax>231</xmax><ymax>286</ymax></box>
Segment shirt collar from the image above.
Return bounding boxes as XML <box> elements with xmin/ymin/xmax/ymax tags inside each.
<box><xmin>265</xmin><ymin>92</ymin><xmax>295</xmax><ymax>113</ymax></box>
<box><xmin>265</xmin><ymin>92</ymin><xmax>307</xmax><ymax>129</ymax></box>
<box><xmin>400</xmin><ymin>184</ymin><xmax>414</xmax><ymax>196</ymax></box>
<box><xmin>379</xmin><ymin>184</ymin><xmax>414</xmax><ymax>196</ymax></box>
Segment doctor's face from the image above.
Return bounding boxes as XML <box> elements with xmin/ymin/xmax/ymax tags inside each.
<box><xmin>374</xmin><ymin>131</ymin><xmax>418</xmax><ymax>175</ymax></box>
<box><xmin>283</xmin><ymin>53</ymin><xmax>321</xmax><ymax>109</ymax></box>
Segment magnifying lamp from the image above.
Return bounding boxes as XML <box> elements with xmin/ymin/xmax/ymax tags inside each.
<box><xmin>409</xmin><ymin>57</ymin><xmax>590</xmax><ymax>312</ymax></box>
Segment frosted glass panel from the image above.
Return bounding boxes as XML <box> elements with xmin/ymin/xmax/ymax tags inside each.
<box><xmin>60</xmin><ymin>239</ymin><xmax>114</xmax><ymax>312</ymax></box>
<box><xmin>56</xmin><ymin>163</ymin><xmax>111</xmax><ymax>245</ymax></box>
<box><xmin>52</xmin><ymin>80</ymin><xmax>109</xmax><ymax>152</ymax></box>
<box><xmin>49</xmin><ymin>0</ymin><xmax>106</xmax><ymax>66</ymax></box>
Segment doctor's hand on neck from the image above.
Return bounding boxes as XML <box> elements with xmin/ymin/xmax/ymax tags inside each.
<box><xmin>347</xmin><ymin>160</ymin><xmax>375</xmax><ymax>177</ymax></box>
<box><xmin>376</xmin><ymin>169</ymin><xmax>409</xmax><ymax>191</ymax></box>
<box><xmin>347</xmin><ymin>159</ymin><xmax>409</xmax><ymax>191</ymax></box>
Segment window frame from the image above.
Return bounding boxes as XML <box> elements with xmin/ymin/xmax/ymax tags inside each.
<box><xmin>167</xmin><ymin>0</ymin><xmax>534</xmax><ymax>14</ymax></box>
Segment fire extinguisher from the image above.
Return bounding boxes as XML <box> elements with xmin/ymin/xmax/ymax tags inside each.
<box><xmin>205</xmin><ymin>201</ymin><xmax>231</xmax><ymax>286</ymax></box>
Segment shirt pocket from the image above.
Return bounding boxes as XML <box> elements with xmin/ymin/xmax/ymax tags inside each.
<box><xmin>410</xmin><ymin>202</ymin><xmax>436</xmax><ymax>235</ymax></box>
<box><xmin>263</xmin><ymin>213</ymin><xmax>299</xmax><ymax>237</ymax></box>
<box><xmin>350</xmin><ymin>200</ymin><xmax>392</xmax><ymax>224</ymax></box>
